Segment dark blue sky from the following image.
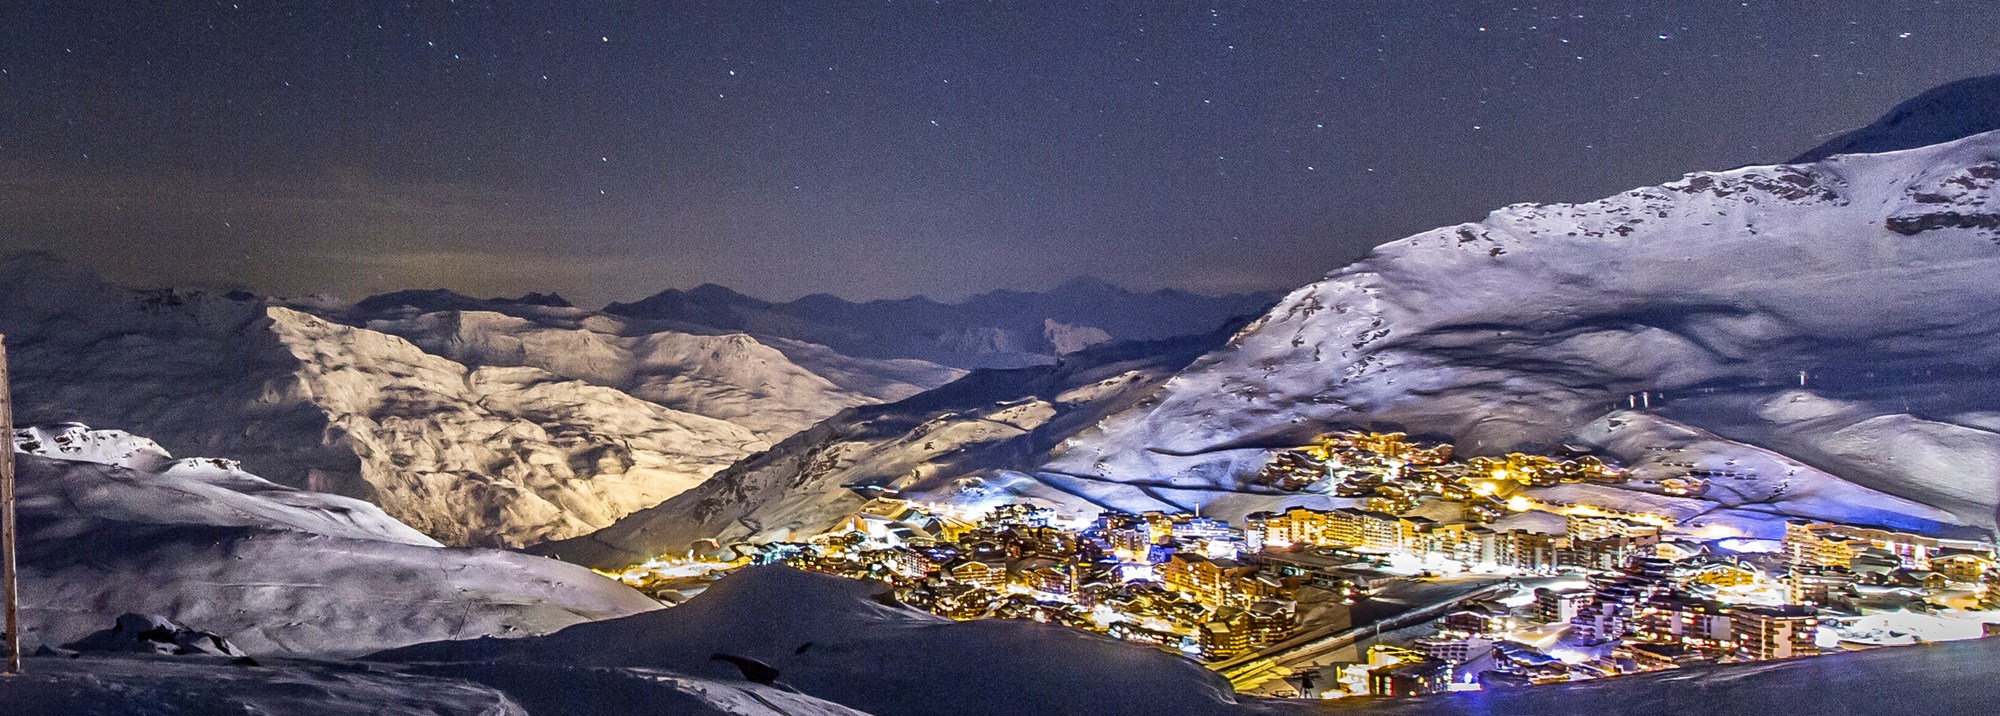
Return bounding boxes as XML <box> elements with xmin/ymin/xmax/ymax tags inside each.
<box><xmin>2</xmin><ymin>1</ymin><xmax>1997</xmax><ymax>305</ymax></box>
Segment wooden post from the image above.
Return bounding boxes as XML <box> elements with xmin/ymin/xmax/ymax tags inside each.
<box><xmin>0</xmin><ymin>336</ymin><xmax>18</xmax><ymax>675</ymax></box>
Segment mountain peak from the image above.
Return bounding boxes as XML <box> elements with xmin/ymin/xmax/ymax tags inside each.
<box><xmin>507</xmin><ymin>292</ymin><xmax>571</xmax><ymax>308</ymax></box>
<box><xmin>1792</xmin><ymin>73</ymin><xmax>2000</xmax><ymax>163</ymax></box>
<box><xmin>683</xmin><ymin>283</ymin><xmax>758</xmax><ymax>304</ymax></box>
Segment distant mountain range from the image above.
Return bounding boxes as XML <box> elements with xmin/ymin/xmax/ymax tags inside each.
<box><xmin>604</xmin><ymin>277</ymin><xmax>1280</xmax><ymax>369</ymax></box>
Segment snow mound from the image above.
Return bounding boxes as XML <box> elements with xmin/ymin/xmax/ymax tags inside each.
<box><xmin>0</xmin><ymin>655</ymin><xmax>528</xmax><ymax>716</ymax></box>
<box><xmin>378</xmin><ymin>566</ymin><xmax>1281</xmax><ymax>716</ymax></box>
<box><xmin>12</xmin><ymin>439</ymin><xmax>660</xmax><ymax>656</ymax></box>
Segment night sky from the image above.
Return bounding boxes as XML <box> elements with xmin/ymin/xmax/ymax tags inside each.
<box><xmin>2</xmin><ymin>2</ymin><xmax>1997</xmax><ymax>306</ymax></box>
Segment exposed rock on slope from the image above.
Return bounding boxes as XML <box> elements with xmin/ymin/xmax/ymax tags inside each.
<box><xmin>12</xmin><ymin>425</ymin><xmax>660</xmax><ymax>657</ymax></box>
<box><xmin>268</xmin><ymin>306</ymin><xmax>761</xmax><ymax>545</ymax></box>
<box><xmin>605</xmin><ymin>277</ymin><xmax>1275</xmax><ymax>368</ymax></box>
<box><xmin>1044</xmin><ymin>130</ymin><xmax>2000</xmax><ymax>536</ymax></box>
<box><xmin>539</xmin><ymin>330</ymin><xmax>1236</xmax><ymax>567</ymax></box>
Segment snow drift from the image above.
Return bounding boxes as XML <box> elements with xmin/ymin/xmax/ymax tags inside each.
<box><xmin>377</xmin><ymin>565</ymin><xmax>1299</xmax><ymax>716</ymax></box>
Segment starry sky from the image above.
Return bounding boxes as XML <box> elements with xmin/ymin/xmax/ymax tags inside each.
<box><xmin>2</xmin><ymin>1</ymin><xmax>1997</xmax><ymax>306</ymax></box>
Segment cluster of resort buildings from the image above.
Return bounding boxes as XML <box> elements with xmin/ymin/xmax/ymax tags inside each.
<box><xmin>606</xmin><ymin>431</ymin><xmax>2000</xmax><ymax>700</ymax></box>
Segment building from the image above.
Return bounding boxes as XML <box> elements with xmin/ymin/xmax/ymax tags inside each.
<box><xmin>1413</xmin><ymin>634</ymin><xmax>1494</xmax><ymax>665</ymax></box>
<box><xmin>1731</xmin><ymin>605</ymin><xmax>1818</xmax><ymax>661</ymax></box>
<box><xmin>1367</xmin><ymin>656</ymin><xmax>1452</xmax><ymax>697</ymax></box>
<box><xmin>1244</xmin><ymin>511</ymin><xmax>1282</xmax><ymax>552</ymax></box>
<box><xmin>1198</xmin><ymin>610</ymin><xmax>1252</xmax><ymax>660</ymax></box>
<box><xmin>1563</xmin><ymin>534</ymin><xmax>1659</xmax><ymax>572</ymax></box>
<box><xmin>1569</xmin><ymin>575</ymin><xmax>1662</xmax><ymax>643</ymax></box>
<box><xmin>1567</xmin><ymin>514</ymin><xmax>1661</xmax><ymax>542</ymax></box>
<box><xmin>1007</xmin><ymin>557</ymin><xmax>1076</xmax><ymax>596</ymax></box>
<box><xmin>1534</xmin><ymin>587</ymin><xmax>1592</xmax><ymax>625</ymax></box>
<box><xmin>1357</xmin><ymin>510</ymin><xmax>1406</xmax><ymax>553</ymax></box>
<box><xmin>1787</xmin><ymin>564</ymin><xmax>1856</xmax><ymax>606</ymax></box>
<box><xmin>1621</xmin><ymin>642</ymin><xmax>1716</xmax><ymax>670</ymax></box>
<box><xmin>1441</xmin><ymin>599</ymin><xmax>1513</xmax><ymax>636</ymax></box>
<box><xmin>1172</xmin><ymin>517</ymin><xmax>1236</xmax><ymax>542</ymax></box>
<box><xmin>1632</xmin><ymin>592</ymin><xmax>1733</xmax><ymax>650</ymax></box>
<box><xmin>1161</xmin><ymin>553</ymin><xmax>1257</xmax><ymax>606</ymax></box>
<box><xmin>1505</xmin><ymin>531</ymin><xmax>1566</xmax><ymax>571</ymax></box>
<box><xmin>1783</xmin><ymin>521</ymin><xmax>1992</xmax><ymax>571</ymax></box>
<box><xmin>1245</xmin><ymin>599</ymin><xmax>1298</xmax><ymax>644</ymax></box>
<box><xmin>945</xmin><ymin>557</ymin><xmax>1006</xmax><ymax>588</ymax></box>
<box><xmin>1783</xmin><ymin>522</ymin><xmax>1861</xmax><ymax>568</ymax></box>
<box><xmin>1933</xmin><ymin>549</ymin><xmax>1995</xmax><ymax>582</ymax></box>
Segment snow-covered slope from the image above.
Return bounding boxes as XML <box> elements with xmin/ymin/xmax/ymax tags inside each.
<box><xmin>1043</xmin><ymin>130</ymin><xmax>2000</xmax><ymax>536</ymax></box>
<box><xmin>538</xmin><ymin>330</ymin><xmax>1235</xmax><ymax>567</ymax></box>
<box><xmin>377</xmin><ymin>566</ymin><xmax>1302</xmax><ymax>716</ymax></box>
<box><xmin>1343</xmin><ymin>636</ymin><xmax>2000</xmax><ymax>716</ymax></box>
<box><xmin>605</xmin><ymin>278</ymin><xmax>1276</xmax><ymax>369</ymax></box>
<box><xmin>1793</xmin><ymin>73</ymin><xmax>2000</xmax><ymax>163</ymax></box>
<box><xmin>11</xmin><ymin>425</ymin><xmax>661</xmax><ymax>657</ymax></box>
<box><xmin>346</xmin><ymin>297</ymin><xmax>961</xmax><ymax>441</ymax></box>
<box><xmin>15</xmin><ymin>424</ymin><xmax>436</xmax><ymax>545</ymax></box>
<box><xmin>0</xmin><ymin>653</ymin><xmax>877</xmax><ymax>716</ymax></box>
<box><xmin>0</xmin><ymin>655</ymin><xmax>529</xmax><ymax>716</ymax></box>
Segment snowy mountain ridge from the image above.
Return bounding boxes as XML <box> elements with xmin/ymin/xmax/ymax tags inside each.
<box><xmin>605</xmin><ymin>277</ymin><xmax>1278</xmax><ymax>369</ymax></box>
<box><xmin>1792</xmin><ymin>73</ymin><xmax>2000</xmax><ymax>163</ymax></box>
<box><xmin>1034</xmin><ymin>128</ymin><xmax>2000</xmax><ymax>538</ymax></box>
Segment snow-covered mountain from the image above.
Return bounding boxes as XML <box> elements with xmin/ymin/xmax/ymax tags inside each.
<box><xmin>538</xmin><ymin>327</ymin><xmax>1236</xmax><ymax>567</ymax></box>
<box><xmin>10</xmin><ymin>424</ymin><xmax>660</xmax><ymax>657</ymax></box>
<box><xmin>0</xmin><ymin>258</ymin><xmax>958</xmax><ymax>546</ymax></box>
<box><xmin>340</xmin><ymin>291</ymin><xmax>963</xmax><ymax>441</ymax></box>
<box><xmin>1036</xmin><ymin>128</ymin><xmax>2000</xmax><ymax>538</ymax></box>
<box><xmin>1792</xmin><ymin>73</ymin><xmax>2000</xmax><ymax>163</ymax></box>
<box><xmin>604</xmin><ymin>277</ymin><xmax>1277</xmax><ymax>369</ymax></box>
